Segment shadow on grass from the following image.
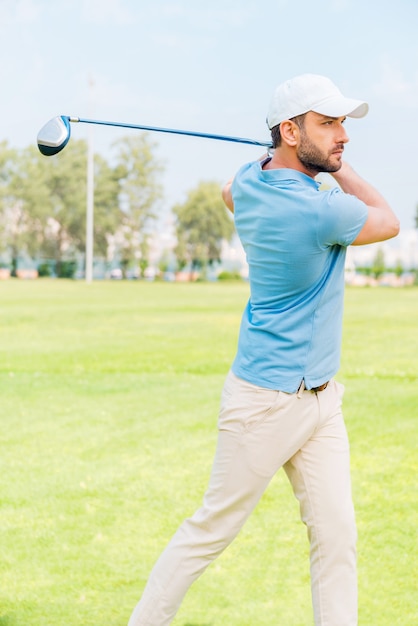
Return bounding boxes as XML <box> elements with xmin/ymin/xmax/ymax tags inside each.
<box><xmin>0</xmin><ymin>617</ymin><xmax>17</xmax><ymax>626</ymax></box>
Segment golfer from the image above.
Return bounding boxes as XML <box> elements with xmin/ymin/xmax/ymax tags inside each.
<box><xmin>128</xmin><ymin>74</ymin><xmax>400</xmax><ymax>626</ymax></box>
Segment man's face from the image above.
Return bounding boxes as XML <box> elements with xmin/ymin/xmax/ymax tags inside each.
<box><xmin>296</xmin><ymin>112</ymin><xmax>349</xmax><ymax>175</ymax></box>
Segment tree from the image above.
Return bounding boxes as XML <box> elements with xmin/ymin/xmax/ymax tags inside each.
<box><xmin>0</xmin><ymin>141</ymin><xmax>17</xmax><ymax>208</ymax></box>
<box><xmin>113</xmin><ymin>134</ymin><xmax>164</xmax><ymax>277</ymax></box>
<box><xmin>371</xmin><ymin>247</ymin><xmax>385</xmax><ymax>279</ymax></box>
<box><xmin>394</xmin><ymin>258</ymin><xmax>403</xmax><ymax>278</ymax></box>
<box><xmin>82</xmin><ymin>152</ymin><xmax>122</xmax><ymax>264</ymax></box>
<box><xmin>173</xmin><ymin>181</ymin><xmax>235</xmax><ymax>279</ymax></box>
<box><xmin>0</xmin><ymin>141</ymin><xmax>18</xmax><ymax>271</ymax></box>
<box><xmin>0</xmin><ymin>134</ymin><xmax>163</xmax><ymax>278</ymax></box>
<box><xmin>6</xmin><ymin>141</ymin><xmax>90</xmax><ymax>276</ymax></box>
<box><xmin>1</xmin><ymin>142</ymin><xmax>50</xmax><ymax>275</ymax></box>
<box><xmin>5</xmin><ymin>141</ymin><xmax>124</xmax><ymax>277</ymax></box>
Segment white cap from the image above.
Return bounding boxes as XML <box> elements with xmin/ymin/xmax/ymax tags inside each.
<box><xmin>267</xmin><ymin>73</ymin><xmax>368</xmax><ymax>129</ymax></box>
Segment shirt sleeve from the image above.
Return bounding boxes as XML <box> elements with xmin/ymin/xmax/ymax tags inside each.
<box><xmin>318</xmin><ymin>187</ymin><xmax>368</xmax><ymax>247</ymax></box>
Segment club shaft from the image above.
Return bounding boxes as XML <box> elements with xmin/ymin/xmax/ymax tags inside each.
<box><xmin>69</xmin><ymin>116</ymin><xmax>272</xmax><ymax>148</ymax></box>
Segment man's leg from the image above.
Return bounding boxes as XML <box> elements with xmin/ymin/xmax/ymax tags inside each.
<box><xmin>128</xmin><ymin>371</ymin><xmax>323</xmax><ymax>626</ymax></box>
<box><xmin>284</xmin><ymin>380</ymin><xmax>358</xmax><ymax>626</ymax></box>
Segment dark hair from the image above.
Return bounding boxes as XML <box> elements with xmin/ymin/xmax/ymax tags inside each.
<box><xmin>270</xmin><ymin>113</ymin><xmax>306</xmax><ymax>148</ymax></box>
<box><xmin>270</xmin><ymin>124</ymin><xmax>282</xmax><ymax>149</ymax></box>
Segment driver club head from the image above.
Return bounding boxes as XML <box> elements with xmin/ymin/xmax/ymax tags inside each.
<box><xmin>37</xmin><ymin>115</ymin><xmax>71</xmax><ymax>156</ymax></box>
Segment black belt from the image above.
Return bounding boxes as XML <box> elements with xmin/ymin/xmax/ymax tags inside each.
<box><xmin>311</xmin><ymin>381</ymin><xmax>329</xmax><ymax>392</ymax></box>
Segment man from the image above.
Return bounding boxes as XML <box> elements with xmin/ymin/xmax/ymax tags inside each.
<box><xmin>128</xmin><ymin>74</ymin><xmax>399</xmax><ymax>626</ymax></box>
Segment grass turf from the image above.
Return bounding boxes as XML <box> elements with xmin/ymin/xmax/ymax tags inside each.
<box><xmin>0</xmin><ymin>280</ymin><xmax>416</xmax><ymax>625</ymax></box>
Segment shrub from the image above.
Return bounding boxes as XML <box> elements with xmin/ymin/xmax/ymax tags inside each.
<box><xmin>217</xmin><ymin>270</ymin><xmax>243</xmax><ymax>281</ymax></box>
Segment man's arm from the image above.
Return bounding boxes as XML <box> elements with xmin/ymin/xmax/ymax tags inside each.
<box><xmin>332</xmin><ymin>162</ymin><xmax>400</xmax><ymax>245</ymax></box>
<box><xmin>222</xmin><ymin>178</ymin><xmax>234</xmax><ymax>213</ymax></box>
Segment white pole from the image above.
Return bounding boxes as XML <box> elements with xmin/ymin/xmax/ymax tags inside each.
<box><xmin>85</xmin><ymin>76</ymin><xmax>94</xmax><ymax>283</ymax></box>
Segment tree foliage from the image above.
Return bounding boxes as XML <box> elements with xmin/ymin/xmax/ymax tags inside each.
<box><xmin>371</xmin><ymin>247</ymin><xmax>385</xmax><ymax>279</ymax></box>
<box><xmin>112</xmin><ymin>134</ymin><xmax>163</xmax><ymax>277</ymax></box>
<box><xmin>173</xmin><ymin>180</ymin><xmax>234</xmax><ymax>277</ymax></box>
<box><xmin>0</xmin><ymin>134</ymin><xmax>163</xmax><ymax>276</ymax></box>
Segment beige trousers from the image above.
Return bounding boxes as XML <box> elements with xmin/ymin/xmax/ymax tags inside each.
<box><xmin>128</xmin><ymin>371</ymin><xmax>357</xmax><ymax>626</ymax></box>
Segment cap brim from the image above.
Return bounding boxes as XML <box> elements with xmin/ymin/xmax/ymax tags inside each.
<box><xmin>313</xmin><ymin>97</ymin><xmax>369</xmax><ymax>119</ymax></box>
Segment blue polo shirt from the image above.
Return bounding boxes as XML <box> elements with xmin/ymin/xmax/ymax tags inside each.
<box><xmin>231</xmin><ymin>161</ymin><xmax>368</xmax><ymax>392</ymax></box>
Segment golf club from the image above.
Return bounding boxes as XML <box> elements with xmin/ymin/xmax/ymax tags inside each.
<box><xmin>37</xmin><ymin>115</ymin><xmax>272</xmax><ymax>156</ymax></box>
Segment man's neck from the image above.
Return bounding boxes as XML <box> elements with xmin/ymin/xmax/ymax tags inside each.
<box><xmin>263</xmin><ymin>148</ymin><xmax>316</xmax><ymax>179</ymax></box>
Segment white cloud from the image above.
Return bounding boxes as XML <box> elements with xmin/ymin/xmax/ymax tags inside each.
<box><xmin>329</xmin><ymin>0</ymin><xmax>350</xmax><ymax>11</ymax></box>
<box><xmin>80</xmin><ymin>0</ymin><xmax>135</xmax><ymax>24</ymax></box>
<box><xmin>155</xmin><ymin>2</ymin><xmax>255</xmax><ymax>29</ymax></box>
<box><xmin>69</xmin><ymin>71</ymin><xmax>139</xmax><ymax>115</ymax></box>
<box><xmin>373</xmin><ymin>60</ymin><xmax>418</xmax><ymax>106</ymax></box>
<box><xmin>0</xmin><ymin>0</ymin><xmax>41</xmax><ymax>26</ymax></box>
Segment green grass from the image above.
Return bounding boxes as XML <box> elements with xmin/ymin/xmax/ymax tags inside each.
<box><xmin>0</xmin><ymin>280</ymin><xmax>417</xmax><ymax>625</ymax></box>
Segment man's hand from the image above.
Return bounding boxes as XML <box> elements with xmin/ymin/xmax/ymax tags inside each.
<box><xmin>332</xmin><ymin>162</ymin><xmax>400</xmax><ymax>245</ymax></box>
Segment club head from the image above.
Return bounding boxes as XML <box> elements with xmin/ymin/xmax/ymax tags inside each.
<box><xmin>37</xmin><ymin>115</ymin><xmax>71</xmax><ymax>156</ymax></box>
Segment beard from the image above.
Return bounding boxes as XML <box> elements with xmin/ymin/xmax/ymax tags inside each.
<box><xmin>297</xmin><ymin>130</ymin><xmax>343</xmax><ymax>175</ymax></box>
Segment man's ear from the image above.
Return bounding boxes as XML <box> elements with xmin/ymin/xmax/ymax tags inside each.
<box><xmin>279</xmin><ymin>120</ymin><xmax>299</xmax><ymax>147</ymax></box>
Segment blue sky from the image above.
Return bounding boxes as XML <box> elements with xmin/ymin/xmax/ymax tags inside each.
<box><xmin>1</xmin><ymin>0</ymin><xmax>418</xmax><ymax>234</ymax></box>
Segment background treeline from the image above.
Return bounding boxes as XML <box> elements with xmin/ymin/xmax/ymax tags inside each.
<box><xmin>0</xmin><ymin>136</ymin><xmax>234</xmax><ymax>279</ymax></box>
